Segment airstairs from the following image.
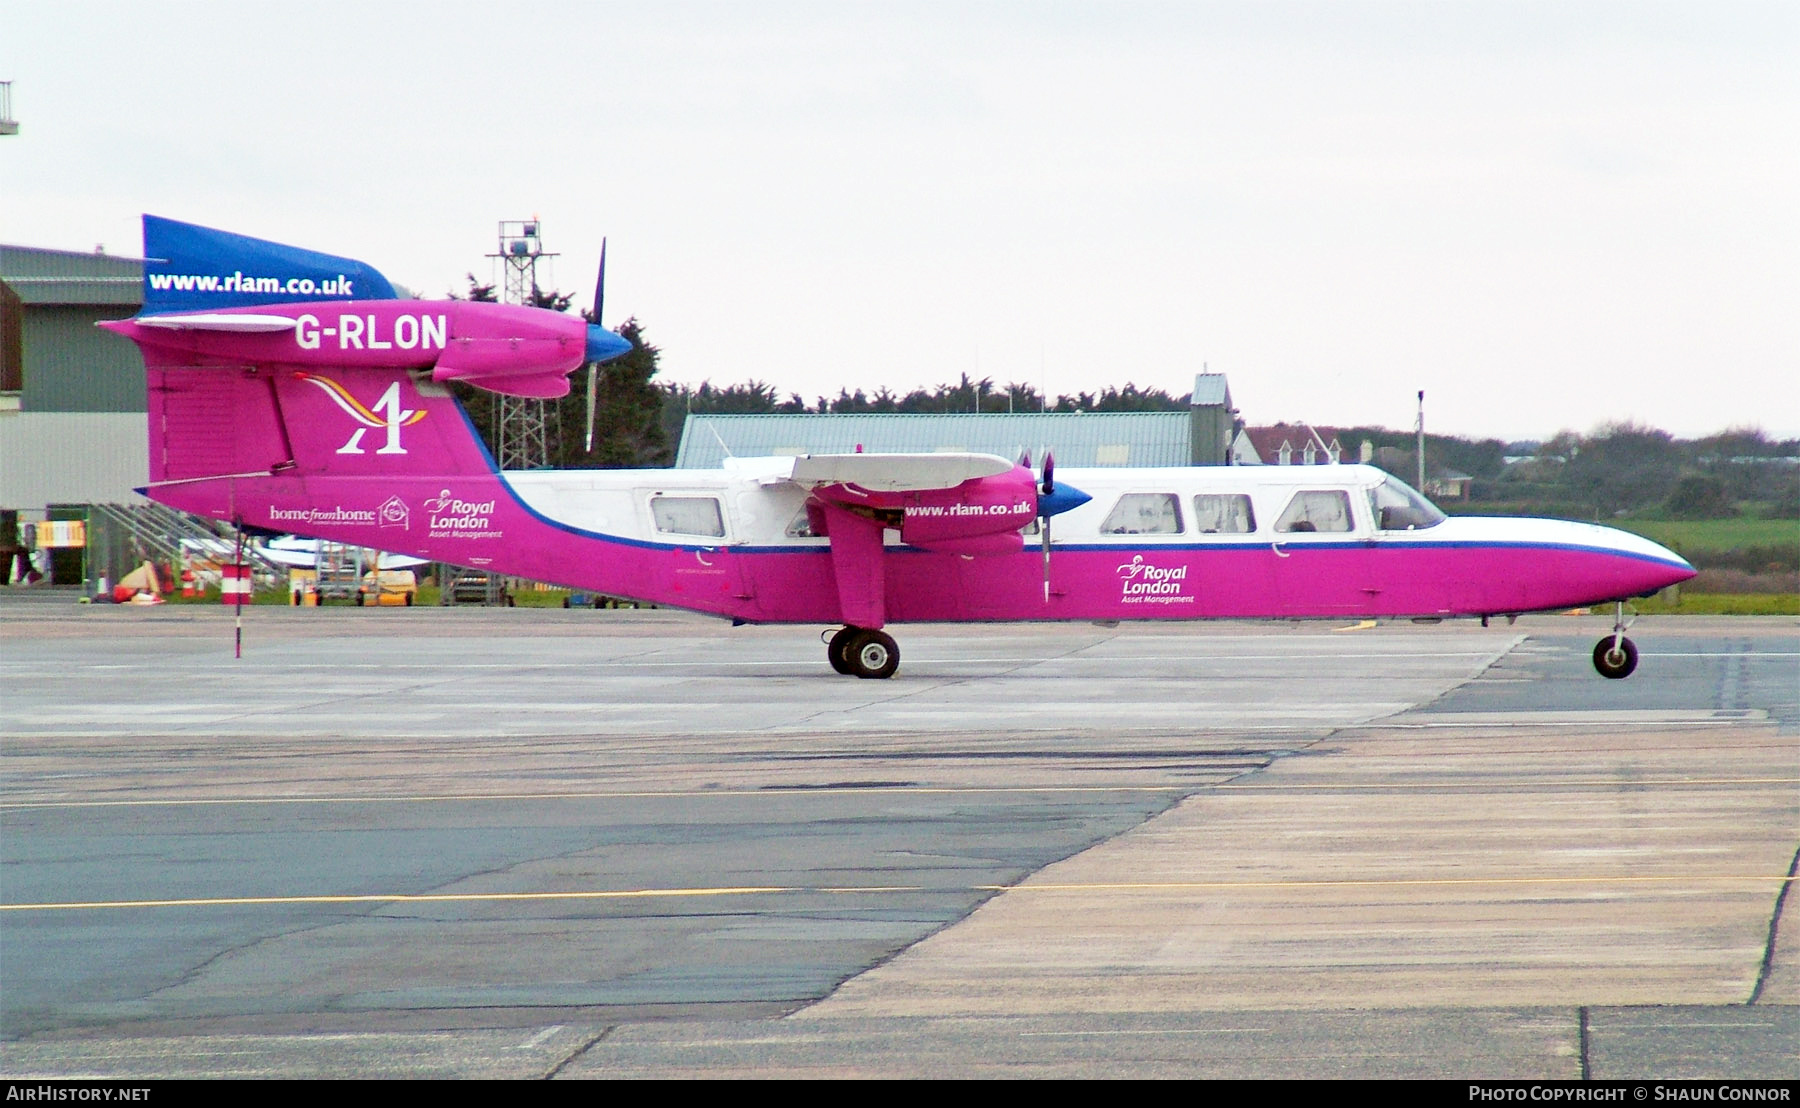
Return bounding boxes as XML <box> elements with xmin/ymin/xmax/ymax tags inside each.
<box><xmin>87</xmin><ymin>502</ymin><xmax>285</xmax><ymax>586</ymax></box>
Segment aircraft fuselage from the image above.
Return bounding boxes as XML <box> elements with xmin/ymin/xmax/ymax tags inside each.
<box><xmin>147</xmin><ymin>450</ymin><xmax>1692</xmax><ymax>626</ymax></box>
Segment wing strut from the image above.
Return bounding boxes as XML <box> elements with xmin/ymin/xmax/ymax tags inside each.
<box><xmin>819</xmin><ymin>501</ymin><xmax>886</xmax><ymax>630</ymax></box>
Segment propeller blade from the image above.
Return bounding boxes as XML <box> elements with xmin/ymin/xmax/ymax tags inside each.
<box><xmin>584</xmin><ymin>363</ymin><xmax>598</xmax><ymax>453</ymax></box>
<box><xmin>1030</xmin><ymin>451</ymin><xmax>1089</xmax><ymax>604</ymax></box>
<box><xmin>1037</xmin><ymin>448</ymin><xmax>1054</xmax><ymax>602</ymax></box>
<box><xmin>584</xmin><ymin>239</ymin><xmax>607</xmax><ymax>454</ymax></box>
<box><xmin>592</xmin><ymin>238</ymin><xmax>607</xmax><ymax>327</ymax></box>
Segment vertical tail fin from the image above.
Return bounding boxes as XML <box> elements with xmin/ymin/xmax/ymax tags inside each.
<box><xmin>140</xmin><ymin>215</ymin><xmax>398</xmax><ymax>315</ymax></box>
<box><xmin>98</xmin><ymin>215</ymin><xmax>608</xmax><ymax>534</ymax></box>
<box><xmin>133</xmin><ymin>362</ymin><xmax>496</xmax><ymax>489</ymax></box>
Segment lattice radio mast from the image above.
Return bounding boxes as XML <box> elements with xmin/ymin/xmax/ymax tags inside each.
<box><xmin>488</xmin><ymin>220</ymin><xmax>559</xmax><ymax>471</ymax></box>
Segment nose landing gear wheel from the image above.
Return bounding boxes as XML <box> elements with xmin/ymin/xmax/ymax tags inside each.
<box><xmin>846</xmin><ymin>628</ymin><xmax>899</xmax><ymax>679</ymax></box>
<box><xmin>1593</xmin><ymin>635</ymin><xmax>1638</xmax><ymax>679</ymax></box>
<box><xmin>1592</xmin><ymin>600</ymin><xmax>1640</xmax><ymax>679</ymax></box>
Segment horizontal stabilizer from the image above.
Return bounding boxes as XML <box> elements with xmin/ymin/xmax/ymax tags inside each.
<box><xmin>790</xmin><ymin>452</ymin><xmax>1015</xmax><ymax>492</ymax></box>
<box><xmin>136</xmin><ymin>313</ymin><xmax>299</xmax><ymax>333</ymax></box>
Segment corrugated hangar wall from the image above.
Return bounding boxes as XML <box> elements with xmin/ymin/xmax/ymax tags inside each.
<box><xmin>20</xmin><ymin>305</ymin><xmax>145</xmax><ymax>412</ymax></box>
<box><xmin>0</xmin><ymin>245</ymin><xmax>150</xmax><ymax>513</ymax></box>
<box><xmin>675</xmin><ymin>412</ymin><xmax>1199</xmax><ymax>470</ymax></box>
<box><xmin>0</xmin><ymin>413</ymin><xmax>149</xmax><ymax>506</ymax></box>
<box><xmin>674</xmin><ymin>376</ymin><xmax>1241</xmax><ymax>469</ymax></box>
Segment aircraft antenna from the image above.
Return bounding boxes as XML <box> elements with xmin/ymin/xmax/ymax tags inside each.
<box><xmin>1299</xmin><ymin>421</ymin><xmax>1333</xmax><ymax>463</ymax></box>
<box><xmin>1416</xmin><ymin>390</ymin><xmax>1426</xmax><ymax>491</ymax></box>
<box><xmin>704</xmin><ymin>420</ymin><xmax>735</xmax><ymax>460</ymax></box>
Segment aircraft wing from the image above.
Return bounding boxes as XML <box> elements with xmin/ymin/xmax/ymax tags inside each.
<box><xmin>257</xmin><ymin>539</ymin><xmax>429</xmax><ymax>569</ymax></box>
<box><xmin>787</xmin><ymin>452</ymin><xmax>1016</xmax><ymax>492</ymax></box>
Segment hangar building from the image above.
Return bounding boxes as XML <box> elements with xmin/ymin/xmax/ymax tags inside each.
<box><xmin>675</xmin><ymin>374</ymin><xmax>1253</xmax><ymax>469</ymax></box>
<box><xmin>0</xmin><ymin>244</ymin><xmax>150</xmax><ymax>586</ymax></box>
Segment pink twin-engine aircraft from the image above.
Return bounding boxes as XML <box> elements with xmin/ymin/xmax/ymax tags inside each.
<box><xmin>102</xmin><ymin>217</ymin><xmax>1695</xmax><ymax>680</ymax></box>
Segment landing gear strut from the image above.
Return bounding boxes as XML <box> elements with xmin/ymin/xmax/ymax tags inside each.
<box><xmin>1592</xmin><ymin>601</ymin><xmax>1639</xmax><ymax>679</ymax></box>
<box><xmin>824</xmin><ymin>626</ymin><xmax>900</xmax><ymax>679</ymax></box>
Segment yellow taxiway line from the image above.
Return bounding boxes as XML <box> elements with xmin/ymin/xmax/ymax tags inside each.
<box><xmin>4</xmin><ymin>872</ymin><xmax>1791</xmax><ymax>913</ymax></box>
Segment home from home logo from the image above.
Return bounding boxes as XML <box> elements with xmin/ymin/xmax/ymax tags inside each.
<box><xmin>378</xmin><ymin>496</ymin><xmax>410</xmax><ymax>530</ymax></box>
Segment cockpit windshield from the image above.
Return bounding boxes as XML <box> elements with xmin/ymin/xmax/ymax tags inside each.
<box><xmin>1368</xmin><ymin>475</ymin><xmax>1446</xmax><ymax>531</ymax></box>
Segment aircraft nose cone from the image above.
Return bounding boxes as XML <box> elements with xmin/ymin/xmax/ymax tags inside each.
<box><xmin>1038</xmin><ymin>481</ymin><xmax>1092</xmax><ymax>518</ymax></box>
<box><xmin>1600</xmin><ymin>526</ymin><xmax>1697</xmax><ymax>588</ymax></box>
<box><xmin>585</xmin><ymin>324</ymin><xmax>632</xmax><ymax>364</ymax></box>
<box><xmin>1653</xmin><ymin>548</ymin><xmax>1697</xmax><ymax>589</ymax></box>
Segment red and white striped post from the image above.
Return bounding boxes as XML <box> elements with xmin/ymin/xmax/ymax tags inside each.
<box><xmin>221</xmin><ymin>563</ymin><xmax>251</xmax><ymax>607</ymax></box>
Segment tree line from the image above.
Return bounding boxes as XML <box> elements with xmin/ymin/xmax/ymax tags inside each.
<box><xmin>445</xmin><ymin>287</ymin><xmax>1796</xmax><ymax>526</ymax></box>
<box><xmin>1432</xmin><ymin>422</ymin><xmax>1796</xmax><ymax>522</ymax></box>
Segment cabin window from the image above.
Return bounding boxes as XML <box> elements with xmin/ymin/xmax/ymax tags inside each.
<box><xmin>651</xmin><ymin>495</ymin><xmax>725</xmax><ymax>538</ymax></box>
<box><xmin>1192</xmin><ymin>493</ymin><xmax>1256</xmax><ymax>534</ymax></box>
<box><xmin>1367</xmin><ymin>475</ymin><xmax>1446</xmax><ymax>531</ymax></box>
<box><xmin>1101</xmin><ymin>493</ymin><xmax>1183</xmax><ymax>535</ymax></box>
<box><xmin>1274</xmin><ymin>490</ymin><xmax>1353</xmax><ymax>533</ymax></box>
<box><xmin>785</xmin><ymin>507</ymin><xmax>817</xmax><ymax>538</ymax></box>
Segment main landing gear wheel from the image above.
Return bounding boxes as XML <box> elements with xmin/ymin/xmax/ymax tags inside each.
<box><xmin>825</xmin><ymin>627</ymin><xmax>899</xmax><ymax>679</ymax></box>
<box><xmin>826</xmin><ymin>627</ymin><xmax>858</xmax><ymax>675</ymax></box>
<box><xmin>1593</xmin><ymin>635</ymin><xmax>1638</xmax><ymax>679</ymax></box>
<box><xmin>823</xmin><ymin>627</ymin><xmax>901</xmax><ymax>678</ymax></box>
<box><xmin>847</xmin><ymin>629</ymin><xmax>899</xmax><ymax>679</ymax></box>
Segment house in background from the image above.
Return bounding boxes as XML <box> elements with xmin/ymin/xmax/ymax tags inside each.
<box><xmin>1425</xmin><ymin>470</ymin><xmax>1474</xmax><ymax>501</ymax></box>
<box><xmin>1240</xmin><ymin>423</ymin><xmax>1348</xmax><ymax>466</ymax></box>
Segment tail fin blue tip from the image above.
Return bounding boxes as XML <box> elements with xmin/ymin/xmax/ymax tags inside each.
<box><xmin>140</xmin><ymin>215</ymin><xmax>397</xmax><ymax>316</ymax></box>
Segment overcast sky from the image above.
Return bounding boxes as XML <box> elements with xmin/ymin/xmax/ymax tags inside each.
<box><xmin>4</xmin><ymin>1</ymin><xmax>1795</xmax><ymax>441</ymax></box>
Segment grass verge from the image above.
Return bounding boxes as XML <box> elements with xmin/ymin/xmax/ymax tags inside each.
<box><xmin>1632</xmin><ymin>592</ymin><xmax>1799</xmax><ymax>616</ymax></box>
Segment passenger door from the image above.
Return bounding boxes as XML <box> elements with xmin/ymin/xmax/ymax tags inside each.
<box><xmin>1267</xmin><ymin>488</ymin><xmax>1373</xmax><ymax>615</ymax></box>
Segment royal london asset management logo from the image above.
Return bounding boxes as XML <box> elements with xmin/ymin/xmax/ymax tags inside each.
<box><xmin>424</xmin><ymin>488</ymin><xmax>502</xmax><ymax>540</ymax></box>
<box><xmin>295</xmin><ymin>372</ymin><xmax>426</xmax><ymax>455</ymax></box>
<box><xmin>1115</xmin><ymin>555</ymin><xmax>1194</xmax><ymax>605</ymax></box>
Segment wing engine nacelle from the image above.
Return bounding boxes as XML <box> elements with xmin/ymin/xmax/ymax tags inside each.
<box><xmin>426</xmin><ymin>302</ymin><xmax>595</xmax><ymax>398</ymax></box>
<box><xmin>808</xmin><ymin>467</ymin><xmax>1038</xmax><ymax>554</ymax></box>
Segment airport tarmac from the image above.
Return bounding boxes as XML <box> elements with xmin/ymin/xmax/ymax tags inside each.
<box><xmin>1</xmin><ymin>605</ymin><xmax>1795</xmax><ymax>1079</ymax></box>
